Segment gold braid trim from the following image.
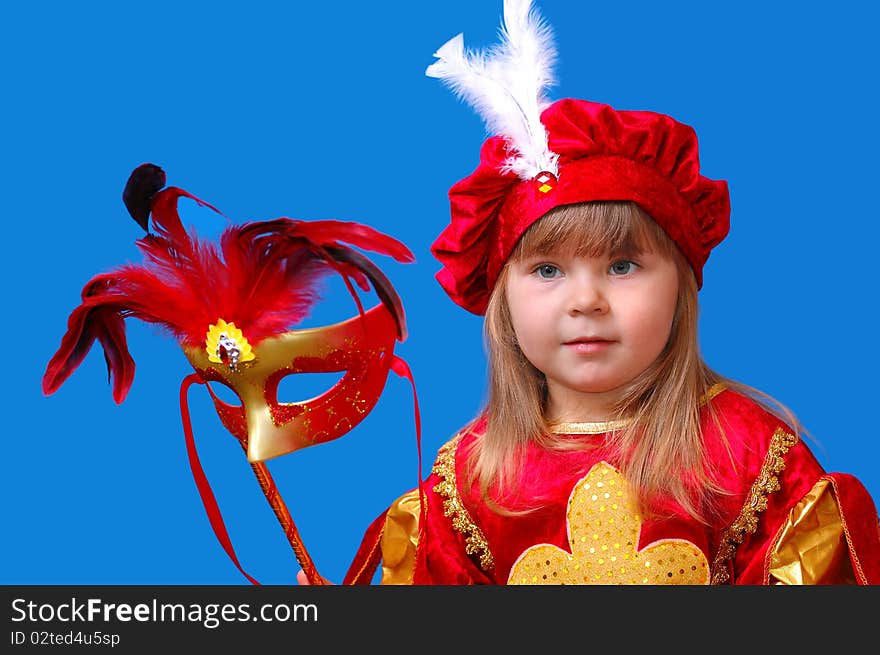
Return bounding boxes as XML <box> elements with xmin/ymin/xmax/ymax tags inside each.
<box><xmin>432</xmin><ymin>434</ymin><xmax>495</xmax><ymax>572</ymax></box>
<box><xmin>710</xmin><ymin>427</ymin><xmax>798</xmax><ymax>584</ymax></box>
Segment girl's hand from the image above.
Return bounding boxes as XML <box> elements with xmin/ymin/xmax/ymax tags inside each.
<box><xmin>296</xmin><ymin>569</ymin><xmax>334</xmax><ymax>585</ymax></box>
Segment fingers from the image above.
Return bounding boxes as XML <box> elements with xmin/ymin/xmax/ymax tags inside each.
<box><xmin>296</xmin><ymin>569</ymin><xmax>337</xmax><ymax>585</ymax></box>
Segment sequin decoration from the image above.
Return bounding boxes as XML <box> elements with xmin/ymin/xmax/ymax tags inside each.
<box><xmin>508</xmin><ymin>462</ymin><xmax>709</xmax><ymax>585</ymax></box>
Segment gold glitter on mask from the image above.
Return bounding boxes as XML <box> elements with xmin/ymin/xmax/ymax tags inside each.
<box><xmin>508</xmin><ymin>462</ymin><xmax>709</xmax><ymax>585</ymax></box>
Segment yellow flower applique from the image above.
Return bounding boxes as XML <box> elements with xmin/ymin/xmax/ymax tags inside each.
<box><xmin>508</xmin><ymin>462</ymin><xmax>709</xmax><ymax>585</ymax></box>
<box><xmin>205</xmin><ymin>319</ymin><xmax>255</xmax><ymax>371</ymax></box>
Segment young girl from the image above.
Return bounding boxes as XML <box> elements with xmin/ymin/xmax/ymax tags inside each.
<box><xmin>306</xmin><ymin>0</ymin><xmax>880</xmax><ymax>585</ymax></box>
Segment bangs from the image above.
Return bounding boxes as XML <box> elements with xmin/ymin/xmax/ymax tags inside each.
<box><xmin>510</xmin><ymin>201</ymin><xmax>677</xmax><ymax>262</ymax></box>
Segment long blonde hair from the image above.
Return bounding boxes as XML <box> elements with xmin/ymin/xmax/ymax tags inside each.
<box><xmin>467</xmin><ymin>201</ymin><xmax>803</xmax><ymax>523</ymax></box>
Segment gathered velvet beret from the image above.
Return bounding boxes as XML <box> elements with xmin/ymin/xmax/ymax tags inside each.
<box><xmin>431</xmin><ymin>98</ymin><xmax>731</xmax><ymax>315</ymax></box>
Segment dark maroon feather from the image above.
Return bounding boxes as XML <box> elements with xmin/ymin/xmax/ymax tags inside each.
<box><xmin>122</xmin><ymin>163</ymin><xmax>166</xmax><ymax>231</ymax></box>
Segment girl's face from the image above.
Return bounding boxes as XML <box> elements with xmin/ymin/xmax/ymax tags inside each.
<box><xmin>505</xmin><ymin>245</ymin><xmax>679</xmax><ymax>420</ymax></box>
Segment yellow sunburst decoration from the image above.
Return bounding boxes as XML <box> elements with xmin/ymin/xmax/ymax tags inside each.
<box><xmin>508</xmin><ymin>462</ymin><xmax>709</xmax><ymax>585</ymax></box>
<box><xmin>205</xmin><ymin>319</ymin><xmax>255</xmax><ymax>371</ymax></box>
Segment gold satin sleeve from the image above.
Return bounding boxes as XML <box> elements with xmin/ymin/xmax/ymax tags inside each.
<box><xmin>768</xmin><ymin>478</ymin><xmax>857</xmax><ymax>584</ymax></box>
<box><xmin>379</xmin><ymin>490</ymin><xmax>421</xmax><ymax>585</ymax></box>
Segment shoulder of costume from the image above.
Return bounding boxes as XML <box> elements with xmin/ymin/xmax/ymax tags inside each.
<box><xmin>703</xmin><ymin>383</ymin><xmax>794</xmax><ymax>439</ymax></box>
<box><xmin>703</xmin><ymin>384</ymin><xmax>832</xmax><ymax>544</ymax></box>
<box><xmin>702</xmin><ymin>384</ymin><xmax>803</xmax><ymax>461</ymax></box>
<box><xmin>430</xmin><ymin>415</ymin><xmax>488</xmax><ymax>466</ymax></box>
<box><xmin>701</xmin><ymin>383</ymin><xmax>824</xmax><ymax>506</ymax></box>
<box><xmin>704</xmin><ymin>386</ymin><xmax>880</xmax><ymax>583</ymax></box>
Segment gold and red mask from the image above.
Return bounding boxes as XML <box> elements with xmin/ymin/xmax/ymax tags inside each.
<box><xmin>43</xmin><ymin>163</ymin><xmax>413</xmax><ymax>435</ymax></box>
<box><xmin>185</xmin><ymin>303</ymin><xmax>399</xmax><ymax>462</ymax></box>
<box><xmin>42</xmin><ymin>164</ymin><xmax>417</xmax><ymax>583</ymax></box>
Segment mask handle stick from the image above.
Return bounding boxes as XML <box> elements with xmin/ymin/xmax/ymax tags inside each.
<box><xmin>245</xmin><ymin>454</ymin><xmax>328</xmax><ymax>585</ymax></box>
<box><xmin>181</xmin><ymin>373</ymin><xmax>326</xmax><ymax>585</ymax></box>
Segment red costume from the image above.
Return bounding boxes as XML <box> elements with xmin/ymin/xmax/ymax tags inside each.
<box><xmin>340</xmin><ymin>1</ymin><xmax>880</xmax><ymax>584</ymax></box>
<box><xmin>347</xmin><ymin>385</ymin><xmax>880</xmax><ymax>584</ymax></box>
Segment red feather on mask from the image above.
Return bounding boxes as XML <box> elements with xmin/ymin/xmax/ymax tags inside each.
<box><xmin>43</xmin><ymin>172</ymin><xmax>414</xmax><ymax>403</ymax></box>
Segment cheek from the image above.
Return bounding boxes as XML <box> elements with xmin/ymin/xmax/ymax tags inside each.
<box><xmin>506</xmin><ymin>289</ymin><xmax>550</xmax><ymax>362</ymax></box>
<box><xmin>628</xmin><ymin>282</ymin><xmax>678</xmax><ymax>347</ymax></box>
<box><xmin>509</xmin><ymin>307</ymin><xmax>541</xmax><ymax>348</ymax></box>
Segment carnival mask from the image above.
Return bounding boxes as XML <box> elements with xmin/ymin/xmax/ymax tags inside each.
<box><xmin>185</xmin><ymin>302</ymin><xmax>399</xmax><ymax>462</ymax></box>
<box><xmin>42</xmin><ymin>164</ymin><xmax>417</xmax><ymax>583</ymax></box>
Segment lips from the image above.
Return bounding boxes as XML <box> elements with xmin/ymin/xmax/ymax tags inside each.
<box><xmin>563</xmin><ymin>337</ymin><xmax>614</xmax><ymax>354</ymax></box>
<box><xmin>563</xmin><ymin>337</ymin><xmax>613</xmax><ymax>345</ymax></box>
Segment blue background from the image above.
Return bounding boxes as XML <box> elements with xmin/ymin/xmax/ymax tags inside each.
<box><xmin>3</xmin><ymin>0</ymin><xmax>877</xmax><ymax>584</ymax></box>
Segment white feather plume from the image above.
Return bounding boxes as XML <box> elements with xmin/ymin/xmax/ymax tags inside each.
<box><xmin>426</xmin><ymin>0</ymin><xmax>558</xmax><ymax>179</ymax></box>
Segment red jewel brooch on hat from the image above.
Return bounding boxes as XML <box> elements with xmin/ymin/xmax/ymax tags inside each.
<box><xmin>534</xmin><ymin>171</ymin><xmax>556</xmax><ymax>193</ymax></box>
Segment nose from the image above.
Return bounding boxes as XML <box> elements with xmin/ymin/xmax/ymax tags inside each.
<box><xmin>567</xmin><ymin>272</ymin><xmax>609</xmax><ymax>316</ymax></box>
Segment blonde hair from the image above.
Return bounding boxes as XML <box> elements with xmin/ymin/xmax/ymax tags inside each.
<box><xmin>467</xmin><ymin>201</ymin><xmax>804</xmax><ymax>523</ymax></box>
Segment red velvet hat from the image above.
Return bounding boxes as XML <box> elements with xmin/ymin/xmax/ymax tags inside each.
<box><xmin>427</xmin><ymin>1</ymin><xmax>730</xmax><ymax>315</ymax></box>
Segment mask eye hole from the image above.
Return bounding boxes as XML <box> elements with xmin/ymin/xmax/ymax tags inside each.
<box><xmin>276</xmin><ymin>371</ymin><xmax>345</xmax><ymax>404</ymax></box>
<box><xmin>207</xmin><ymin>381</ymin><xmax>242</xmax><ymax>407</ymax></box>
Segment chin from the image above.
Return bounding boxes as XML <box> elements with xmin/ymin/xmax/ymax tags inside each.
<box><xmin>564</xmin><ymin>379</ymin><xmax>622</xmax><ymax>395</ymax></box>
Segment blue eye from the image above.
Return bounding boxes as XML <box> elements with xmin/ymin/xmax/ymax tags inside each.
<box><xmin>535</xmin><ymin>264</ymin><xmax>561</xmax><ymax>279</ymax></box>
<box><xmin>609</xmin><ymin>260</ymin><xmax>637</xmax><ymax>275</ymax></box>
